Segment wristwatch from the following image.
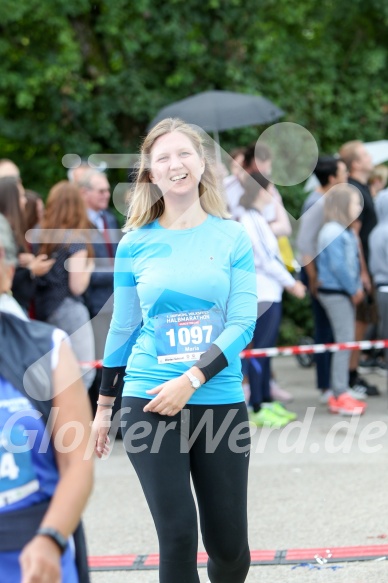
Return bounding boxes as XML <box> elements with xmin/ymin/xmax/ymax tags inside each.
<box><xmin>36</xmin><ymin>527</ymin><xmax>68</xmax><ymax>554</ymax></box>
<box><xmin>184</xmin><ymin>370</ymin><xmax>202</xmax><ymax>390</ymax></box>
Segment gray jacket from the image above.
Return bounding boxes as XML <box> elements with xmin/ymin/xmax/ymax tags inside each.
<box><xmin>369</xmin><ymin>191</ymin><xmax>388</xmax><ymax>286</ymax></box>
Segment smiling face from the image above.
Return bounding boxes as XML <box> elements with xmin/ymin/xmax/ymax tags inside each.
<box><xmin>149</xmin><ymin>131</ymin><xmax>205</xmax><ymax>199</ymax></box>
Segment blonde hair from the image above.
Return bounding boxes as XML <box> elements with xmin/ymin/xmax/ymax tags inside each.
<box><xmin>369</xmin><ymin>164</ymin><xmax>388</xmax><ymax>187</ymax></box>
<box><xmin>324</xmin><ymin>184</ymin><xmax>361</xmax><ymax>226</ymax></box>
<box><xmin>125</xmin><ymin>118</ymin><xmax>229</xmax><ymax>230</ymax></box>
<box><xmin>338</xmin><ymin>140</ymin><xmax>363</xmax><ymax>171</ymax></box>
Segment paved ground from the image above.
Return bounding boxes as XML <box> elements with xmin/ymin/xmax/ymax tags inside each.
<box><xmin>84</xmin><ymin>357</ymin><xmax>388</xmax><ymax>582</ymax></box>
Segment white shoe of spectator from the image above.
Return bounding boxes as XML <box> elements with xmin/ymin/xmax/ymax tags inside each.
<box><xmin>319</xmin><ymin>389</ymin><xmax>333</xmax><ymax>404</ymax></box>
<box><xmin>270</xmin><ymin>379</ymin><xmax>293</xmax><ymax>403</ymax></box>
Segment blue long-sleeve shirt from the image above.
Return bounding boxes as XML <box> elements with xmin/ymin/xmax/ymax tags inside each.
<box><xmin>316</xmin><ymin>222</ymin><xmax>361</xmax><ymax>297</ymax></box>
<box><xmin>103</xmin><ymin>215</ymin><xmax>257</xmax><ymax>405</ymax></box>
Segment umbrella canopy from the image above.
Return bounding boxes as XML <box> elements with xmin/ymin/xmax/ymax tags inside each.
<box><xmin>147</xmin><ymin>90</ymin><xmax>285</xmax><ymax>133</ymax></box>
<box><xmin>363</xmin><ymin>140</ymin><xmax>388</xmax><ymax>166</ymax></box>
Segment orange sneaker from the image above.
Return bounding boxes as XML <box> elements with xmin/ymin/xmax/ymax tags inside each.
<box><xmin>328</xmin><ymin>392</ymin><xmax>367</xmax><ymax>416</ymax></box>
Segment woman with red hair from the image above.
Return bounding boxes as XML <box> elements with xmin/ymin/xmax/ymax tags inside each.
<box><xmin>34</xmin><ymin>181</ymin><xmax>96</xmax><ymax>389</ymax></box>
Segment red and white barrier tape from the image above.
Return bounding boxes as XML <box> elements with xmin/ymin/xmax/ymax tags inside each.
<box><xmin>241</xmin><ymin>339</ymin><xmax>388</xmax><ymax>359</ymax></box>
<box><xmin>81</xmin><ymin>339</ymin><xmax>388</xmax><ymax>369</ymax></box>
<box><xmin>240</xmin><ymin>340</ymin><xmax>388</xmax><ymax>358</ymax></box>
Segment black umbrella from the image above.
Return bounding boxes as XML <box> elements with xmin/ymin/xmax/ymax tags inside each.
<box><xmin>147</xmin><ymin>90</ymin><xmax>285</xmax><ymax>138</ymax></box>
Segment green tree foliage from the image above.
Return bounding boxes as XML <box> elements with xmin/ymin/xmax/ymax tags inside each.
<box><xmin>1</xmin><ymin>0</ymin><xmax>387</xmax><ymax>192</ymax></box>
<box><xmin>1</xmin><ymin>0</ymin><xmax>387</xmax><ymax>340</ymax></box>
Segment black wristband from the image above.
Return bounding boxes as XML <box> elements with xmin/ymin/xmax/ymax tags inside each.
<box><xmin>195</xmin><ymin>344</ymin><xmax>228</xmax><ymax>382</ymax></box>
<box><xmin>36</xmin><ymin>527</ymin><xmax>67</xmax><ymax>554</ymax></box>
<box><xmin>100</xmin><ymin>365</ymin><xmax>126</xmax><ymax>397</ymax></box>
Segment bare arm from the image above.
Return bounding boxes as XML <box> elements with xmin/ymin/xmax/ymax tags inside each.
<box><xmin>285</xmin><ymin>280</ymin><xmax>306</xmax><ymax>299</ymax></box>
<box><xmin>20</xmin><ymin>340</ymin><xmax>94</xmax><ymax>583</ymax></box>
<box><xmin>352</xmin><ymin>225</ymin><xmax>371</xmax><ymax>293</ymax></box>
<box><xmin>302</xmin><ymin>256</ymin><xmax>319</xmax><ymax>297</ymax></box>
<box><xmin>268</xmin><ymin>199</ymin><xmax>292</xmax><ymax>238</ymax></box>
<box><xmin>352</xmin><ymin>219</ymin><xmax>362</xmax><ymax>236</ymax></box>
<box><xmin>68</xmin><ymin>249</ymin><xmax>95</xmax><ymax>296</ymax></box>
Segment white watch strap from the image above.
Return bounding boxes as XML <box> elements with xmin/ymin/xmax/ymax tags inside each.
<box><xmin>184</xmin><ymin>370</ymin><xmax>201</xmax><ymax>388</ymax></box>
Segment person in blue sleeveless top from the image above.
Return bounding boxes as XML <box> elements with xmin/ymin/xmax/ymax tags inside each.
<box><xmin>93</xmin><ymin>119</ymin><xmax>257</xmax><ymax>583</ymax></box>
<box><xmin>0</xmin><ymin>213</ymin><xmax>94</xmax><ymax>583</ymax></box>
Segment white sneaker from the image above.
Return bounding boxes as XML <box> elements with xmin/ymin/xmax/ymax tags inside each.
<box><xmin>319</xmin><ymin>389</ymin><xmax>333</xmax><ymax>404</ymax></box>
<box><xmin>270</xmin><ymin>380</ymin><xmax>293</xmax><ymax>403</ymax></box>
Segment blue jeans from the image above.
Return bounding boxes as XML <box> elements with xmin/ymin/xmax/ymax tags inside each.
<box><xmin>248</xmin><ymin>301</ymin><xmax>282</xmax><ymax>409</ymax></box>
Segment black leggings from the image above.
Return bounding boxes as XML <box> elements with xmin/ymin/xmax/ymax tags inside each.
<box><xmin>121</xmin><ymin>398</ymin><xmax>251</xmax><ymax>583</ymax></box>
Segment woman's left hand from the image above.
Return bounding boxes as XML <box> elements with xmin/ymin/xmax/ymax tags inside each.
<box><xmin>144</xmin><ymin>376</ymin><xmax>195</xmax><ymax>416</ymax></box>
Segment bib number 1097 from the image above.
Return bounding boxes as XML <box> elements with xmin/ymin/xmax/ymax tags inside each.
<box><xmin>165</xmin><ymin>325</ymin><xmax>213</xmax><ymax>347</ymax></box>
<box><xmin>154</xmin><ymin>309</ymin><xmax>223</xmax><ymax>363</ymax></box>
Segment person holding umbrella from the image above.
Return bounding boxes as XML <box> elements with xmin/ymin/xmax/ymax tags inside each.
<box><xmin>93</xmin><ymin>118</ymin><xmax>257</xmax><ymax>583</ymax></box>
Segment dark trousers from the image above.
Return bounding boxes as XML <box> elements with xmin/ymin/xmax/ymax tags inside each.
<box><xmin>376</xmin><ymin>290</ymin><xmax>388</xmax><ymax>364</ymax></box>
<box><xmin>311</xmin><ymin>295</ymin><xmax>333</xmax><ymax>390</ymax></box>
<box><xmin>248</xmin><ymin>301</ymin><xmax>282</xmax><ymax>409</ymax></box>
<box><xmin>88</xmin><ymin>311</ymin><xmax>116</xmax><ymax>418</ymax></box>
<box><xmin>121</xmin><ymin>398</ymin><xmax>251</xmax><ymax>583</ymax></box>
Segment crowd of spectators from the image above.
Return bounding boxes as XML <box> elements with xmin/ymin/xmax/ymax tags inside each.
<box><xmin>0</xmin><ymin>136</ymin><xmax>387</xmax><ymax>425</ymax></box>
<box><xmin>224</xmin><ymin>139</ymin><xmax>388</xmax><ymax>422</ymax></box>
<box><xmin>0</xmin><ymin>158</ymin><xmax>120</xmax><ymax>416</ymax></box>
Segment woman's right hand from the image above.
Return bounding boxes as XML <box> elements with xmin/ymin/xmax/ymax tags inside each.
<box><xmin>92</xmin><ymin>407</ymin><xmax>113</xmax><ymax>458</ymax></box>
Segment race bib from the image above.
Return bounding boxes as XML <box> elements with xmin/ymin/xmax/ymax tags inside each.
<box><xmin>0</xmin><ymin>424</ymin><xmax>39</xmax><ymax>508</ymax></box>
<box><xmin>154</xmin><ymin>308</ymin><xmax>224</xmax><ymax>364</ymax></box>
